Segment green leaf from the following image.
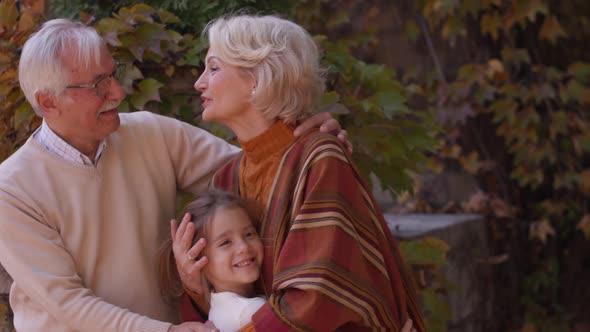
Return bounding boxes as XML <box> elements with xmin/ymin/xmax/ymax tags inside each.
<box><xmin>568</xmin><ymin>62</ymin><xmax>590</xmax><ymax>84</ymax></box>
<box><xmin>560</xmin><ymin>79</ymin><xmax>586</xmax><ymax>104</ymax></box>
<box><xmin>130</xmin><ymin>78</ymin><xmax>164</xmax><ymax>110</ymax></box>
<box><xmin>534</xmin><ymin>83</ymin><xmax>556</xmax><ymax>103</ymax></box>
<box><xmin>442</xmin><ymin>15</ymin><xmax>466</xmax><ymax>43</ymax></box>
<box><xmin>157</xmin><ymin>9</ymin><xmax>181</xmax><ymax>24</ymax></box>
<box><xmin>118</xmin><ymin>100</ymin><xmax>130</xmax><ymax>113</ymax></box>
<box><xmin>118</xmin><ymin>64</ymin><xmax>144</xmax><ymax>95</ymax></box>
<box><xmin>572</xmin><ymin>134</ymin><xmax>590</xmax><ymax>155</ymax></box>
<box><xmin>405</xmin><ymin>20</ymin><xmax>420</xmax><ymax>42</ymax></box>
<box><xmin>320</xmin><ymin>91</ymin><xmax>340</xmax><ymax>108</ymax></box>
<box><xmin>129</xmin><ymin>3</ymin><xmax>156</xmax><ymax>17</ymax></box>
<box><xmin>457</xmin><ymin>64</ymin><xmax>481</xmax><ymax>81</ymax></box>
<box><xmin>549</xmin><ymin>111</ymin><xmax>568</xmax><ymax>140</ymax></box>
<box><xmin>376</xmin><ymin>90</ymin><xmax>408</xmax><ymax>119</ymax></box>
<box><xmin>399</xmin><ymin>237</ymin><xmax>449</xmax><ymax>266</ymax></box>
<box><xmin>422</xmin><ymin>288</ymin><xmax>452</xmax><ymax>332</ymax></box>
<box><xmin>501</xmin><ymin>47</ymin><xmax>531</xmax><ymax>66</ymax></box>
<box><xmin>135</xmin><ymin>23</ymin><xmax>169</xmax><ymax>57</ymax></box>
<box><xmin>13</xmin><ymin>102</ymin><xmax>34</xmax><ymax>129</ymax></box>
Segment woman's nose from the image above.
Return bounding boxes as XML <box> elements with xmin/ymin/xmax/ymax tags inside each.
<box><xmin>194</xmin><ymin>75</ymin><xmax>207</xmax><ymax>92</ymax></box>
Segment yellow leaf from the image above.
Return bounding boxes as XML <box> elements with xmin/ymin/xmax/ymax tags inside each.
<box><xmin>539</xmin><ymin>15</ymin><xmax>567</xmax><ymax>44</ymax></box>
<box><xmin>540</xmin><ymin>200</ymin><xmax>567</xmax><ymax>216</ymax></box>
<box><xmin>462</xmin><ymin>190</ymin><xmax>488</xmax><ymax>213</ymax></box>
<box><xmin>486</xmin><ymin>59</ymin><xmax>505</xmax><ymax>79</ymax></box>
<box><xmin>459</xmin><ymin>150</ymin><xmax>480</xmax><ymax>174</ymax></box>
<box><xmin>0</xmin><ymin>301</ymin><xmax>7</xmax><ymax>326</ymax></box>
<box><xmin>0</xmin><ymin>0</ymin><xmax>18</xmax><ymax>31</ymax></box>
<box><xmin>577</xmin><ymin>215</ymin><xmax>590</xmax><ymax>239</ymax></box>
<box><xmin>490</xmin><ymin>197</ymin><xmax>514</xmax><ymax>218</ymax></box>
<box><xmin>17</xmin><ymin>11</ymin><xmax>34</xmax><ymax>32</ymax></box>
<box><xmin>529</xmin><ymin>219</ymin><xmax>556</xmax><ymax>244</ymax></box>
<box><xmin>164</xmin><ymin>65</ymin><xmax>174</xmax><ymax>77</ymax></box>
<box><xmin>521</xmin><ymin>322</ymin><xmax>537</xmax><ymax>332</ymax></box>
<box><xmin>481</xmin><ymin>12</ymin><xmax>502</xmax><ymax>40</ymax></box>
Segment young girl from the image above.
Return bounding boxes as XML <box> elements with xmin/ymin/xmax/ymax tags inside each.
<box><xmin>159</xmin><ymin>191</ymin><xmax>265</xmax><ymax>332</ymax></box>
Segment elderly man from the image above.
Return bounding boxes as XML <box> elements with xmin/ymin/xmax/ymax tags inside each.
<box><xmin>0</xmin><ymin>19</ymin><xmax>344</xmax><ymax>332</ymax></box>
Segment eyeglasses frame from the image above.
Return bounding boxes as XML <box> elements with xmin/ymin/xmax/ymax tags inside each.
<box><xmin>64</xmin><ymin>62</ymin><xmax>125</xmax><ymax>95</ymax></box>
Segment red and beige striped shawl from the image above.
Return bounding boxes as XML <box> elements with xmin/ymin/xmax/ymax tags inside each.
<box><xmin>181</xmin><ymin>130</ymin><xmax>425</xmax><ymax>331</ymax></box>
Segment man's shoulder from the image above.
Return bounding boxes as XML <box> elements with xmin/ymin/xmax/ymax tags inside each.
<box><xmin>0</xmin><ymin>140</ymin><xmax>37</xmax><ymax>187</ymax></box>
<box><xmin>0</xmin><ymin>139</ymin><xmax>35</xmax><ymax>170</ymax></box>
<box><xmin>117</xmin><ymin>111</ymin><xmax>196</xmax><ymax>134</ymax></box>
<box><xmin>119</xmin><ymin>111</ymin><xmax>157</xmax><ymax>126</ymax></box>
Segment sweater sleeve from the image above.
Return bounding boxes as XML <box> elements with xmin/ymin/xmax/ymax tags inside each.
<box><xmin>0</xmin><ymin>191</ymin><xmax>172</xmax><ymax>332</ymax></box>
<box><xmin>152</xmin><ymin>113</ymin><xmax>240</xmax><ymax>194</ymax></box>
<box><xmin>249</xmin><ymin>137</ymin><xmax>414</xmax><ymax>331</ymax></box>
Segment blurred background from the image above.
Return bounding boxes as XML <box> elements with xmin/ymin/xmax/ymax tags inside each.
<box><xmin>1</xmin><ymin>0</ymin><xmax>589</xmax><ymax>331</ymax></box>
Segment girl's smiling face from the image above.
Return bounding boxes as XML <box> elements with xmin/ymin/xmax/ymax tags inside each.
<box><xmin>201</xmin><ymin>206</ymin><xmax>263</xmax><ymax>297</ymax></box>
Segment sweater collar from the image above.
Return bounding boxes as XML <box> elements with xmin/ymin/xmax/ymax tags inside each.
<box><xmin>239</xmin><ymin>120</ymin><xmax>295</xmax><ymax>162</ymax></box>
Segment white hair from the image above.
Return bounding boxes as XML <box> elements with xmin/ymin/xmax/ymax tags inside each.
<box><xmin>204</xmin><ymin>15</ymin><xmax>325</xmax><ymax>125</ymax></box>
<box><xmin>19</xmin><ymin>19</ymin><xmax>105</xmax><ymax>115</ymax></box>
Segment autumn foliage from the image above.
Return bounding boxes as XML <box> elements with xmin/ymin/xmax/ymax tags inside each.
<box><xmin>1</xmin><ymin>0</ymin><xmax>589</xmax><ymax>331</ymax></box>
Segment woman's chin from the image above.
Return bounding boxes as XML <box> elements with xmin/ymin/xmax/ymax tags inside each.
<box><xmin>201</xmin><ymin>109</ymin><xmax>219</xmax><ymax>123</ymax></box>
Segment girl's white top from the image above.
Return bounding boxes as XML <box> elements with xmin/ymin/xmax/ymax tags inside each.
<box><xmin>208</xmin><ymin>291</ymin><xmax>266</xmax><ymax>332</ymax></box>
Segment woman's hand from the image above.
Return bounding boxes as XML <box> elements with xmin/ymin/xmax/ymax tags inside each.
<box><xmin>168</xmin><ymin>322</ymin><xmax>219</xmax><ymax>332</ymax></box>
<box><xmin>170</xmin><ymin>213</ymin><xmax>209</xmax><ymax>294</ymax></box>
<box><xmin>400</xmin><ymin>319</ymin><xmax>417</xmax><ymax>332</ymax></box>
<box><xmin>294</xmin><ymin>112</ymin><xmax>352</xmax><ymax>153</ymax></box>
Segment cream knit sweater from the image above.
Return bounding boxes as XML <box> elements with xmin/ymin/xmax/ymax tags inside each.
<box><xmin>0</xmin><ymin>111</ymin><xmax>238</xmax><ymax>331</ymax></box>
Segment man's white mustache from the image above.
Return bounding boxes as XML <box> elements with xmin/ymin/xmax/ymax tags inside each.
<box><xmin>97</xmin><ymin>100</ymin><xmax>121</xmax><ymax>114</ymax></box>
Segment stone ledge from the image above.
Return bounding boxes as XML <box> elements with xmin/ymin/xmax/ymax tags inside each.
<box><xmin>384</xmin><ymin>213</ymin><xmax>482</xmax><ymax>239</ymax></box>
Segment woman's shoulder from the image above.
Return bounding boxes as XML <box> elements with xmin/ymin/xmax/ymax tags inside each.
<box><xmin>290</xmin><ymin>129</ymin><xmax>349</xmax><ymax>160</ymax></box>
<box><xmin>212</xmin><ymin>152</ymin><xmax>242</xmax><ymax>191</ymax></box>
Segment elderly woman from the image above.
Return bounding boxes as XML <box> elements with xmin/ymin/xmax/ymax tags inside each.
<box><xmin>172</xmin><ymin>14</ymin><xmax>425</xmax><ymax>332</ymax></box>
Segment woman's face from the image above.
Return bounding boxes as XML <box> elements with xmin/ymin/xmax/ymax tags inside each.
<box><xmin>194</xmin><ymin>47</ymin><xmax>255</xmax><ymax>125</ymax></box>
<box><xmin>201</xmin><ymin>207</ymin><xmax>263</xmax><ymax>297</ymax></box>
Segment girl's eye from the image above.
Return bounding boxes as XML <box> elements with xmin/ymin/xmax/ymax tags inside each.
<box><xmin>210</xmin><ymin>66</ymin><xmax>219</xmax><ymax>72</ymax></box>
<box><xmin>219</xmin><ymin>240</ymin><xmax>230</xmax><ymax>247</ymax></box>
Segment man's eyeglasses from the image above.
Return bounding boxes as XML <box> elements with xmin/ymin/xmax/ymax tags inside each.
<box><xmin>65</xmin><ymin>62</ymin><xmax>125</xmax><ymax>97</ymax></box>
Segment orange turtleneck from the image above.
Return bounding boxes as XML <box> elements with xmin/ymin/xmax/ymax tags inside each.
<box><xmin>238</xmin><ymin>120</ymin><xmax>296</xmax><ymax>208</ymax></box>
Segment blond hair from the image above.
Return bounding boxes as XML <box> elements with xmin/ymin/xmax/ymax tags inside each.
<box><xmin>204</xmin><ymin>15</ymin><xmax>325</xmax><ymax>125</ymax></box>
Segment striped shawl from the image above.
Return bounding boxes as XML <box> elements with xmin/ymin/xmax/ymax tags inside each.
<box><xmin>181</xmin><ymin>130</ymin><xmax>425</xmax><ymax>331</ymax></box>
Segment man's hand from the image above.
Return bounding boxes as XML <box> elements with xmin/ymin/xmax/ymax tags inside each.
<box><xmin>170</xmin><ymin>213</ymin><xmax>208</xmax><ymax>294</ymax></box>
<box><xmin>294</xmin><ymin>112</ymin><xmax>352</xmax><ymax>153</ymax></box>
<box><xmin>169</xmin><ymin>322</ymin><xmax>219</xmax><ymax>332</ymax></box>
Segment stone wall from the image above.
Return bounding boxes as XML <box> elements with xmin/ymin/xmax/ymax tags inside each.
<box><xmin>386</xmin><ymin>213</ymin><xmax>497</xmax><ymax>332</ymax></box>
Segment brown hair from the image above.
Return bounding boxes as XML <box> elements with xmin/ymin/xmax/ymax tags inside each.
<box><xmin>158</xmin><ymin>190</ymin><xmax>257</xmax><ymax>302</ymax></box>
